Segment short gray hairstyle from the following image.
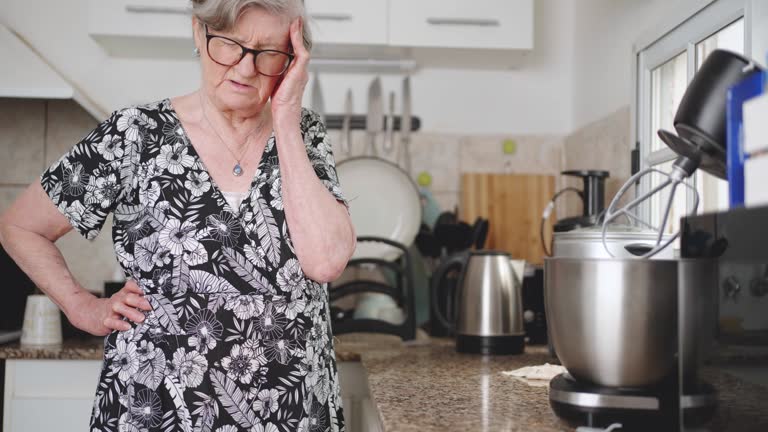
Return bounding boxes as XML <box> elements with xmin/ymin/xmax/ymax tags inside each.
<box><xmin>191</xmin><ymin>0</ymin><xmax>312</xmax><ymax>51</ymax></box>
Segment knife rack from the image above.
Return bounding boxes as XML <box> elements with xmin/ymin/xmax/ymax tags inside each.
<box><xmin>323</xmin><ymin>114</ymin><xmax>421</xmax><ymax>132</ymax></box>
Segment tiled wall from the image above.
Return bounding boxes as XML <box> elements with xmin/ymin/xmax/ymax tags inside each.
<box><xmin>0</xmin><ymin>98</ymin><xmax>119</xmax><ymax>295</ymax></box>
<box><xmin>328</xmin><ymin>130</ymin><xmax>565</xmax><ymax>216</ymax></box>
<box><xmin>560</xmin><ymin>106</ymin><xmax>633</xmax><ymax>218</ymax></box>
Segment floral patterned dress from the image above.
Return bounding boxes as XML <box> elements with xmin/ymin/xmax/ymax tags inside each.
<box><xmin>40</xmin><ymin>99</ymin><xmax>347</xmax><ymax>432</ymax></box>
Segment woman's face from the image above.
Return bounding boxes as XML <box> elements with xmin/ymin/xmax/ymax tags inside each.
<box><xmin>194</xmin><ymin>7</ymin><xmax>292</xmax><ymax>115</ymax></box>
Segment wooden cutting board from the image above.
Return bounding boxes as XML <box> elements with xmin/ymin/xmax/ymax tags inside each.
<box><xmin>460</xmin><ymin>173</ymin><xmax>555</xmax><ymax>265</ymax></box>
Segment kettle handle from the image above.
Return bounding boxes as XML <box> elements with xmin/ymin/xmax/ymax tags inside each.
<box><xmin>430</xmin><ymin>252</ymin><xmax>468</xmax><ymax>332</ymax></box>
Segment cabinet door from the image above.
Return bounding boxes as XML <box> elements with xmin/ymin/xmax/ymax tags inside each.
<box><xmin>306</xmin><ymin>1</ymin><xmax>387</xmax><ymax>45</ymax></box>
<box><xmin>388</xmin><ymin>0</ymin><xmax>533</xmax><ymax>50</ymax></box>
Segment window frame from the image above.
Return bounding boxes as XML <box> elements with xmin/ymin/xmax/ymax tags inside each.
<box><xmin>631</xmin><ymin>0</ymin><xmax>758</xmax><ymax>223</ymax></box>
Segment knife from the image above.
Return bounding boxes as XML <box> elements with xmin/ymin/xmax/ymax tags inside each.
<box><xmin>383</xmin><ymin>91</ymin><xmax>396</xmax><ymax>155</ymax></box>
<box><xmin>400</xmin><ymin>76</ymin><xmax>413</xmax><ymax>175</ymax></box>
<box><xmin>366</xmin><ymin>77</ymin><xmax>384</xmax><ymax>157</ymax></box>
<box><xmin>310</xmin><ymin>72</ymin><xmax>326</xmax><ymax>124</ymax></box>
<box><xmin>342</xmin><ymin>89</ymin><xmax>353</xmax><ymax>156</ymax></box>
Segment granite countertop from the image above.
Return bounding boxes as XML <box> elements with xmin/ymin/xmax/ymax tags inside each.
<box><xmin>3</xmin><ymin>334</ymin><xmax>768</xmax><ymax>431</ymax></box>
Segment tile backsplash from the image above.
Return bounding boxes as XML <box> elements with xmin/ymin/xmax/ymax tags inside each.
<box><xmin>0</xmin><ymin>97</ymin><xmax>633</xmax><ymax>296</ymax></box>
<box><xmin>0</xmin><ymin>98</ymin><xmax>119</xmax><ymax>295</ymax></box>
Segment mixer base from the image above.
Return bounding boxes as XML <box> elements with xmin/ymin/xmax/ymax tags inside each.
<box><xmin>549</xmin><ymin>373</ymin><xmax>717</xmax><ymax>431</ymax></box>
<box><xmin>456</xmin><ymin>334</ymin><xmax>524</xmax><ymax>355</ymax></box>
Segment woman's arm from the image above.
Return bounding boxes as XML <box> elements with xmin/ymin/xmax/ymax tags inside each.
<box><xmin>275</xmin><ymin>124</ymin><xmax>356</xmax><ymax>283</ymax></box>
<box><xmin>0</xmin><ymin>182</ymin><xmax>150</xmax><ymax>335</ymax></box>
<box><xmin>271</xmin><ymin>18</ymin><xmax>356</xmax><ymax>283</ymax></box>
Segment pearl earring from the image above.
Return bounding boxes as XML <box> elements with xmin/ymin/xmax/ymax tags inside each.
<box><xmin>193</xmin><ymin>47</ymin><xmax>200</xmax><ymax>57</ymax></box>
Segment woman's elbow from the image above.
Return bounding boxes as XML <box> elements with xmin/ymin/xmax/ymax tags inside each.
<box><xmin>304</xmin><ymin>232</ymin><xmax>356</xmax><ymax>283</ymax></box>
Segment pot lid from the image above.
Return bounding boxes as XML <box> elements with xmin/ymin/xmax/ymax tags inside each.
<box><xmin>554</xmin><ymin>224</ymin><xmax>670</xmax><ymax>241</ymax></box>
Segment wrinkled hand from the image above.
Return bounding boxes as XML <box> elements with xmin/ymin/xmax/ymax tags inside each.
<box><xmin>271</xmin><ymin>18</ymin><xmax>309</xmax><ymax>126</ymax></box>
<box><xmin>67</xmin><ymin>280</ymin><xmax>152</xmax><ymax>336</ymax></box>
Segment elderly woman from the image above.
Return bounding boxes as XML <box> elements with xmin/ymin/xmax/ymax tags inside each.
<box><xmin>0</xmin><ymin>0</ymin><xmax>355</xmax><ymax>430</ymax></box>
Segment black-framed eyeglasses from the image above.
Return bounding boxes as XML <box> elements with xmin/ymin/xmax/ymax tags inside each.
<box><xmin>204</xmin><ymin>25</ymin><xmax>294</xmax><ymax>77</ymax></box>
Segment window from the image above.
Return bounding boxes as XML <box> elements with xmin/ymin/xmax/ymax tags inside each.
<box><xmin>634</xmin><ymin>0</ymin><xmax>758</xmax><ymax>243</ymax></box>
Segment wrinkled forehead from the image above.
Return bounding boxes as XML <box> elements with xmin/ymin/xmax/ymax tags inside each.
<box><xmin>214</xmin><ymin>6</ymin><xmax>292</xmax><ymax>49</ymax></box>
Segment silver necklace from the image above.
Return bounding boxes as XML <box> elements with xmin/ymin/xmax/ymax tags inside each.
<box><xmin>198</xmin><ymin>93</ymin><xmax>261</xmax><ymax>177</ymax></box>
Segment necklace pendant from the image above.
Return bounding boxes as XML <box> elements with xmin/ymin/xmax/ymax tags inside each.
<box><xmin>233</xmin><ymin>163</ymin><xmax>244</xmax><ymax>177</ymax></box>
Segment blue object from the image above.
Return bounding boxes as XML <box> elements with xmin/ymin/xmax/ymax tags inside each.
<box><xmin>726</xmin><ymin>70</ymin><xmax>766</xmax><ymax>207</ymax></box>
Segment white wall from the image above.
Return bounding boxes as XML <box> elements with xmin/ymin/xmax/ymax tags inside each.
<box><xmin>1</xmin><ymin>0</ymin><xmax>575</xmax><ymax>136</ymax></box>
<box><xmin>571</xmin><ymin>0</ymin><xmax>713</xmax><ymax>131</ymax></box>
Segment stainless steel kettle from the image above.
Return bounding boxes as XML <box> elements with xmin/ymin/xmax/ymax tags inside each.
<box><xmin>430</xmin><ymin>250</ymin><xmax>525</xmax><ymax>354</ymax></box>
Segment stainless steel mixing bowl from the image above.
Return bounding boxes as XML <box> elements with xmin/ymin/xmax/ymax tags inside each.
<box><xmin>545</xmin><ymin>258</ymin><xmax>717</xmax><ymax>388</ymax></box>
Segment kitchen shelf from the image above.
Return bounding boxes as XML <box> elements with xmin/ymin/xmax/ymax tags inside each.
<box><xmin>323</xmin><ymin>114</ymin><xmax>421</xmax><ymax>131</ymax></box>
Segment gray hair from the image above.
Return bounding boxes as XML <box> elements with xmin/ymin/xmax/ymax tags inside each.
<box><xmin>191</xmin><ymin>0</ymin><xmax>312</xmax><ymax>51</ymax></box>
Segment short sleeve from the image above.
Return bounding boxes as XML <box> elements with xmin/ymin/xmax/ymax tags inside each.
<box><xmin>40</xmin><ymin>108</ymin><xmax>140</xmax><ymax>240</ymax></box>
<box><xmin>301</xmin><ymin>108</ymin><xmax>349</xmax><ymax>209</ymax></box>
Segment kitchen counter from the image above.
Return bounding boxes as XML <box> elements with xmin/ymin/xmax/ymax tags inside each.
<box><xmin>3</xmin><ymin>335</ymin><xmax>768</xmax><ymax>431</ymax></box>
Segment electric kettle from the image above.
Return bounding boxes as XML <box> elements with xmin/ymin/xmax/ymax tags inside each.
<box><xmin>430</xmin><ymin>250</ymin><xmax>525</xmax><ymax>355</ymax></box>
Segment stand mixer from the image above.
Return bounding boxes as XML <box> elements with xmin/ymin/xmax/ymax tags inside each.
<box><xmin>602</xmin><ymin>49</ymin><xmax>764</xmax><ymax>258</ymax></box>
<box><xmin>546</xmin><ymin>49</ymin><xmax>765</xmax><ymax>430</ymax></box>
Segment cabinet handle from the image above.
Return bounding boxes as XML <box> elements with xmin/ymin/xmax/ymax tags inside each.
<box><xmin>310</xmin><ymin>13</ymin><xmax>353</xmax><ymax>22</ymax></box>
<box><xmin>426</xmin><ymin>17</ymin><xmax>500</xmax><ymax>27</ymax></box>
<box><xmin>125</xmin><ymin>5</ymin><xmax>189</xmax><ymax>15</ymax></box>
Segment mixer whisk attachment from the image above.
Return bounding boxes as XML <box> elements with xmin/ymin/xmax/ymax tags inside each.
<box><xmin>601</xmin><ymin>156</ymin><xmax>700</xmax><ymax>259</ymax></box>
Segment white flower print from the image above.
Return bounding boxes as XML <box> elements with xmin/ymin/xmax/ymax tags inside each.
<box><xmin>256</xmin><ymin>304</ymin><xmax>287</xmax><ymax>340</ymax></box>
<box><xmin>264</xmin><ymin>338</ymin><xmax>294</xmax><ymax>364</ymax></box>
<box><xmin>130</xmin><ymin>388</ymin><xmax>163</xmax><ymax>428</ymax></box>
<box><xmin>151</xmin><ymin>269</ymin><xmax>173</xmax><ymax>294</ymax></box>
<box><xmin>251</xmin><ymin>422</ymin><xmax>280</xmax><ymax>432</ymax></box>
<box><xmin>182</xmin><ymin>241</ymin><xmax>209</xmax><ymax>266</ymax></box>
<box><xmin>185</xmin><ymin>309</ymin><xmax>223</xmax><ymax>354</ymax></box>
<box><xmin>277</xmin><ymin>258</ymin><xmax>306</xmax><ymax>297</ymax></box>
<box><xmin>220</xmin><ymin>343</ymin><xmax>260</xmax><ymax>385</ymax></box>
<box><xmin>111</xmin><ymin>338</ymin><xmax>139</xmax><ymax>381</ymax></box>
<box><xmin>172</xmin><ymin>347</ymin><xmax>207</xmax><ymax>389</ymax></box>
<box><xmin>298</xmin><ymin>418</ymin><xmax>310</xmax><ymax>432</ymax></box>
<box><xmin>189</xmin><ymin>270</ymin><xmax>237</xmax><ymax>294</ymax></box>
<box><xmin>57</xmin><ymin>200</ymin><xmax>86</xmax><ymax>226</ymax></box>
<box><xmin>85</xmin><ymin>172</ymin><xmax>120</xmax><ymax>208</ymax></box>
<box><xmin>134</xmin><ymin>233</ymin><xmax>170</xmax><ymax>272</ymax></box>
<box><xmin>62</xmin><ymin>162</ymin><xmax>88</xmax><ymax>196</ymax></box>
<box><xmin>136</xmin><ymin>339</ymin><xmax>156</xmax><ymax>362</ymax></box>
<box><xmin>97</xmin><ymin>134</ymin><xmax>125</xmax><ymax>161</ymax></box>
<box><xmin>215</xmin><ymin>426</ymin><xmax>239</xmax><ymax>432</ymax></box>
<box><xmin>185</xmin><ymin>171</ymin><xmax>211</xmax><ymax>197</ymax></box>
<box><xmin>157</xmin><ymin>143</ymin><xmax>194</xmax><ymax>175</ymax></box>
<box><xmin>252</xmin><ymin>388</ymin><xmax>280</xmax><ymax>417</ymax></box>
<box><xmin>224</xmin><ymin>295</ymin><xmax>265</xmax><ymax>320</ymax></box>
<box><xmin>159</xmin><ymin>217</ymin><xmax>200</xmax><ymax>255</ymax></box>
<box><xmin>307</xmin><ymin>400</ymin><xmax>329</xmax><ymax>432</ymax></box>
<box><xmin>284</xmin><ymin>297</ymin><xmax>306</xmax><ymax>320</ymax></box>
<box><xmin>117</xmin><ymin>412</ymin><xmax>144</xmax><ymax>432</ymax></box>
<box><xmin>162</xmin><ymin>120</ymin><xmax>186</xmax><ymax>145</ymax></box>
<box><xmin>116</xmin><ymin>108</ymin><xmax>157</xmax><ymax>142</ymax></box>
<box><xmin>206</xmin><ymin>212</ymin><xmax>241</xmax><ymax>247</ymax></box>
<box><xmin>245</xmin><ymin>243</ymin><xmax>266</xmax><ymax>268</ymax></box>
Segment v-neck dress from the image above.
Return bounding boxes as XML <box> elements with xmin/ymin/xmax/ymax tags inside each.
<box><xmin>40</xmin><ymin>98</ymin><xmax>348</xmax><ymax>432</ymax></box>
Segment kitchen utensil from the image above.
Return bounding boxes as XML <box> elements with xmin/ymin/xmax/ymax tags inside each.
<box><xmin>21</xmin><ymin>294</ymin><xmax>63</xmax><ymax>346</ymax></box>
<box><xmin>552</xmin><ymin>225</ymin><xmax>674</xmax><ymax>259</ymax></box>
<box><xmin>430</xmin><ymin>250</ymin><xmax>525</xmax><ymax>354</ymax></box>
<box><xmin>552</xmin><ymin>170</ymin><xmax>609</xmax><ymax>233</ymax></box>
<box><xmin>383</xmin><ymin>91</ymin><xmax>396</xmax><ymax>155</ymax></box>
<box><xmin>461</xmin><ymin>173</ymin><xmax>556</xmax><ymax>265</ymax></box>
<box><xmin>545</xmin><ymin>257</ymin><xmax>717</xmax><ymax>388</ymax></box>
<box><xmin>336</xmin><ymin>157</ymin><xmax>421</xmax><ymax>261</ymax></box>
<box><xmin>399</xmin><ymin>76</ymin><xmax>413</xmax><ymax>175</ymax></box>
<box><xmin>470</xmin><ymin>217</ymin><xmax>490</xmax><ymax>249</ymax></box>
<box><xmin>310</xmin><ymin>71</ymin><xmax>325</xmax><ymax>124</ymax></box>
<box><xmin>341</xmin><ymin>89</ymin><xmax>353</xmax><ymax>156</ymax></box>
<box><xmin>602</xmin><ymin>50</ymin><xmax>763</xmax><ymax>258</ymax></box>
<box><xmin>366</xmin><ymin>77</ymin><xmax>384</xmax><ymax>157</ymax></box>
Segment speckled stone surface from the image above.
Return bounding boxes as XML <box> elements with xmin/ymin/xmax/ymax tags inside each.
<box><xmin>359</xmin><ymin>338</ymin><xmax>573</xmax><ymax>432</ymax></box>
<box><xmin>0</xmin><ymin>337</ymin><xmax>105</xmax><ymax>360</ymax></box>
<box><xmin>3</xmin><ymin>334</ymin><xmax>768</xmax><ymax>431</ymax></box>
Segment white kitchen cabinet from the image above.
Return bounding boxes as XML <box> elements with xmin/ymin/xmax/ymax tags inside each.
<box><xmin>388</xmin><ymin>0</ymin><xmax>534</xmax><ymax>50</ymax></box>
<box><xmin>88</xmin><ymin>0</ymin><xmax>193</xmax><ymax>58</ymax></box>
<box><xmin>3</xmin><ymin>359</ymin><xmax>102</xmax><ymax>432</ymax></box>
<box><xmin>306</xmin><ymin>1</ymin><xmax>388</xmax><ymax>46</ymax></box>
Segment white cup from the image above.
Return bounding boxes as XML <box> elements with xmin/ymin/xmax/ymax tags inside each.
<box><xmin>21</xmin><ymin>294</ymin><xmax>63</xmax><ymax>346</ymax></box>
